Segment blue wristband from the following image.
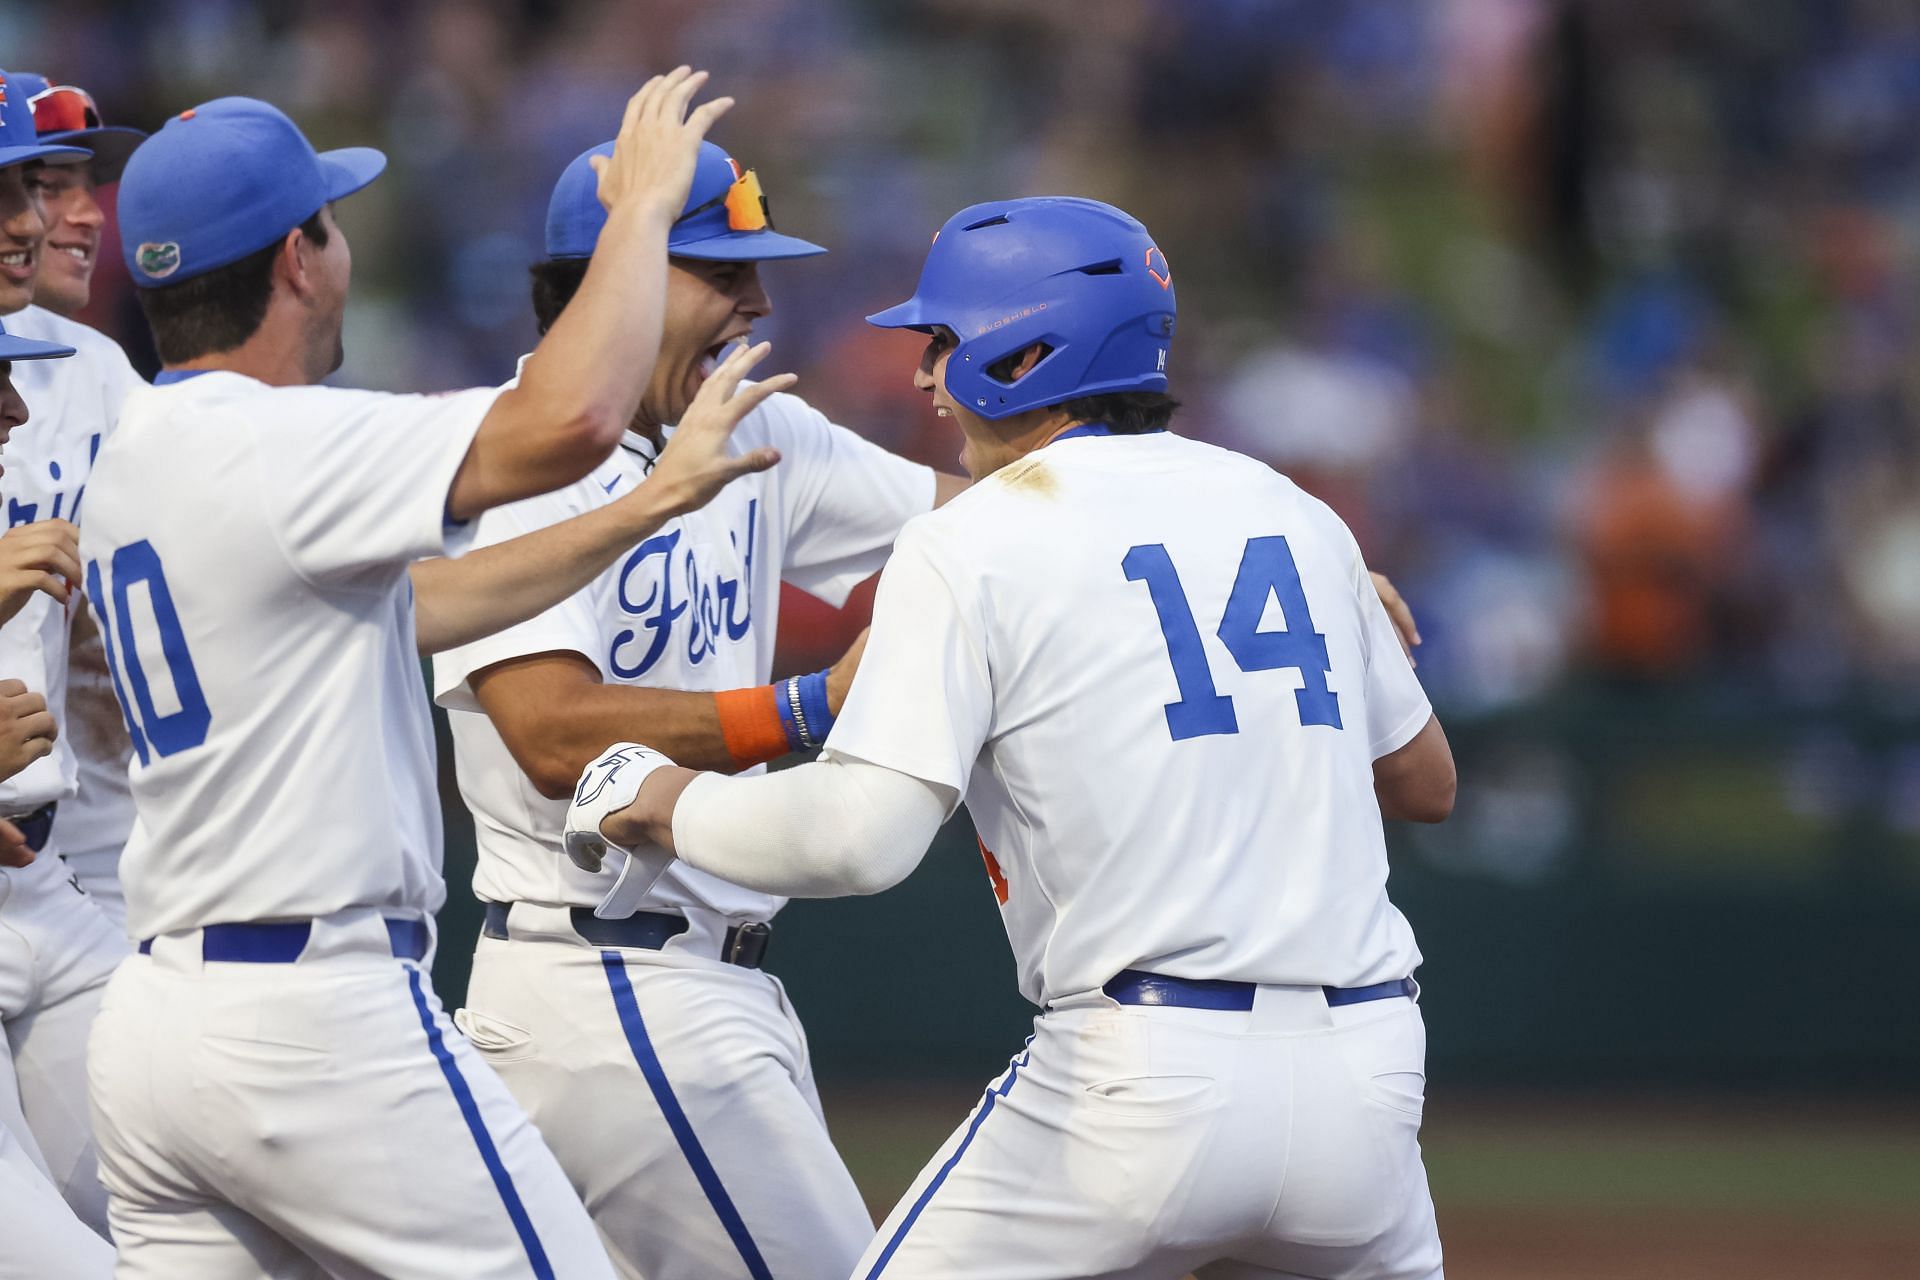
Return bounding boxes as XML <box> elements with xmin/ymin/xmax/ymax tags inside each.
<box><xmin>774</xmin><ymin>678</ymin><xmax>806</xmax><ymax>753</ymax></box>
<box><xmin>795</xmin><ymin>670</ymin><xmax>835</xmax><ymax>748</ymax></box>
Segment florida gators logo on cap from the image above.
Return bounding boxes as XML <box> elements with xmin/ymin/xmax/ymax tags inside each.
<box><xmin>137</xmin><ymin>241</ymin><xmax>182</xmax><ymax>279</ymax></box>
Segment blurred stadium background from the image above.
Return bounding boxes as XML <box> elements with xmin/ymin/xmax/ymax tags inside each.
<box><xmin>11</xmin><ymin>0</ymin><xmax>1920</xmax><ymax>1274</ymax></box>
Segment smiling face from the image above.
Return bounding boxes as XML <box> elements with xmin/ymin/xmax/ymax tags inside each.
<box><xmin>0</xmin><ymin>165</ymin><xmax>48</xmax><ymax>316</ymax></box>
<box><xmin>641</xmin><ymin>256</ymin><xmax>771</xmax><ymax>430</ymax></box>
<box><xmin>23</xmin><ymin>160</ymin><xmax>100</xmax><ymax>316</ymax></box>
<box><xmin>914</xmin><ymin>327</ymin><xmax>1062</xmax><ymax>481</ymax></box>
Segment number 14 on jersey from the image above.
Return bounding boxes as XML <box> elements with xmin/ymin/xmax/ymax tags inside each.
<box><xmin>1124</xmin><ymin>535</ymin><xmax>1343</xmax><ymax>741</ymax></box>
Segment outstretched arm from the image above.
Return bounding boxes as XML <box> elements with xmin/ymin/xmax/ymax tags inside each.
<box><xmin>415</xmin><ymin>343</ymin><xmax>789</xmax><ymax>655</ymax></box>
<box><xmin>575</xmin><ymin>749</ymin><xmax>951</xmax><ymax>899</ymax></box>
<box><xmin>446</xmin><ymin>68</ymin><xmax>730</xmax><ymax>521</ymax></box>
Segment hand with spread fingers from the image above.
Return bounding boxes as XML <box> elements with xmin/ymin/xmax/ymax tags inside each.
<box><xmin>591</xmin><ymin>66</ymin><xmax>735</xmax><ymax>225</ymax></box>
<box><xmin>641</xmin><ymin>340</ymin><xmax>790</xmax><ymax>517</ymax></box>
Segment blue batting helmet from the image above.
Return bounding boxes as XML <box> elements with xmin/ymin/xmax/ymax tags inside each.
<box><xmin>866</xmin><ymin>197</ymin><xmax>1175</xmax><ymax>419</ymax></box>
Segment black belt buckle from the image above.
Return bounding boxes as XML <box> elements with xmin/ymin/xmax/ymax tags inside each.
<box><xmin>723</xmin><ymin>921</ymin><xmax>771</xmax><ymax>969</ymax></box>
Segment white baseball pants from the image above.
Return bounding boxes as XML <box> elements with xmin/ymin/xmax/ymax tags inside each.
<box><xmin>856</xmin><ymin>984</ymin><xmax>1446</xmax><ymax>1279</ymax></box>
<box><xmin>0</xmin><ymin>1121</ymin><xmax>113</xmax><ymax>1277</ymax></box>
<box><xmin>0</xmin><ymin>847</ymin><xmax>124</xmax><ymax>1236</ymax></box>
<box><xmin>65</xmin><ymin>848</ymin><xmax>127</xmax><ymax>930</ymax></box>
<box><xmin>461</xmin><ymin>904</ymin><xmax>873</xmax><ymax>1280</ymax></box>
<box><xmin>87</xmin><ymin>907</ymin><xmax>616</xmax><ymax>1279</ymax></box>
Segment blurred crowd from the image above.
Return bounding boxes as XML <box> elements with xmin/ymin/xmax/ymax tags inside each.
<box><xmin>8</xmin><ymin>0</ymin><xmax>1920</xmax><ymax>707</ymax></box>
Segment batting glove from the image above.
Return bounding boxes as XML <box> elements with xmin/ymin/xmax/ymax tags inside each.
<box><xmin>563</xmin><ymin>741</ymin><xmax>676</xmax><ymax>876</ymax></box>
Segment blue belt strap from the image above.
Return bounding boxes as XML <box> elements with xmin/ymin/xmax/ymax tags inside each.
<box><xmin>1103</xmin><ymin>969</ymin><xmax>1416</xmax><ymax>1011</ymax></box>
<box><xmin>137</xmin><ymin>917</ymin><xmax>428</xmax><ymax>962</ymax></box>
<box><xmin>8</xmin><ymin>802</ymin><xmax>56</xmax><ymax>854</ymax></box>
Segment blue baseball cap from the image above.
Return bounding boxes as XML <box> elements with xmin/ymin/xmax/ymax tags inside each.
<box><xmin>0</xmin><ymin>69</ymin><xmax>90</xmax><ymax>170</ymax></box>
<box><xmin>0</xmin><ymin>317</ymin><xmax>75</xmax><ymax>361</ymax></box>
<box><xmin>8</xmin><ymin>72</ymin><xmax>146</xmax><ymax>184</ymax></box>
<box><xmin>546</xmin><ymin>140</ymin><xmax>826</xmax><ymax>263</ymax></box>
<box><xmin>117</xmin><ymin>97</ymin><xmax>386</xmax><ymax>286</ymax></box>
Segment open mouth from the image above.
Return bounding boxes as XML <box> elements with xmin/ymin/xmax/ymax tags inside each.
<box><xmin>0</xmin><ymin>248</ymin><xmax>33</xmax><ymax>281</ymax></box>
<box><xmin>49</xmin><ymin>243</ymin><xmax>90</xmax><ymax>267</ymax></box>
<box><xmin>697</xmin><ymin>332</ymin><xmax>753</xmax><ymax>380</ymax></box>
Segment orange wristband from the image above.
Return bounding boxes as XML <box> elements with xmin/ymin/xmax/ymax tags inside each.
<box><xmin>713</xmin><ymin>685</ymin><xmax>791</xmax><ymax>769</ymax></box>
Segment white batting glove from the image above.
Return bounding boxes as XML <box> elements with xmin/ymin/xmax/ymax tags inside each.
<box><xmin>562</xmin><ymin>742</ymin><xmax>676</xmax><ymax>875</ymax></box>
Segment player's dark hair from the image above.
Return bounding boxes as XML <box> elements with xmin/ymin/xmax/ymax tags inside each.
<box><xmin>1055</xmin><ymin>390</ymin><xmax>1181</xmax><ymax>434</ymax></box>
<box><xmin>529</xmin><ymin>258</ymin><xmax>590</xmax><ymax>334</ymax></box>
<box><xmin>136</xmin><ymin>212</ymin><xmax>331</xmax><ymax>364</ymax></box>
<box><xmin>986</xmin><ymin>343</ymin><xmax>1179</xmax><ymax>434</ymax></box>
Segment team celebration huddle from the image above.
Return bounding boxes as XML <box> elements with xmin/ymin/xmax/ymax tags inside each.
<box><xmin>0</xmin><ymin>64</ymin><xmax>1455</xmax><ymax>1280</ymax></box>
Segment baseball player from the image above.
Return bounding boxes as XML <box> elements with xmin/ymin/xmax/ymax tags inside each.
<box><xmin>0</xmin><ymin>314</ymin><xmax>115</xmax><ymax>1279</ymax></box>
<box><xmin>432</xmin><ymin>138</ymin><xmax>966</xmax><ymax>1280</ymax></box>
<box><xmin>81</xmin><ymin>70</ymin><xmax>778</xmax><ymax>1278</ymax></box>
<box><xmin>571</xmin><ymin>197</ymin><xmax>1456</xmax><ymax>1279</ymax></box>
<box><xmin>16</xmin><ymin>72</ymin><xmax>147</xmax><ymax>925</ymax></box>
<box><xmin>0</xmin><ymin>65</ymin><xmax>131</xmax><ymax>1242</ymax></box>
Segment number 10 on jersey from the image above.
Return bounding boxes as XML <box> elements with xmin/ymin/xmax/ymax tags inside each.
<box><xmin>85</xmin><ymin>542</ymin><xmax>212</xmax><ymax>765</ymax></box>
<box><xmin>1124</xmin><ymin>536</ymin><xmax>1342</xmax><ymax>741</ymax></box>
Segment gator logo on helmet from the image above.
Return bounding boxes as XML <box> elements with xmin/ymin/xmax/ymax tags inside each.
<box><xmin>137</xmin><ymin>241</ymin><xmax>182</xmax><ymax>279</ymax></box>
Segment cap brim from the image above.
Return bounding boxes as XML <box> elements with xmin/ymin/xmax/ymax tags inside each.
<box><xmin>670</xmin><ymin>229</ymin><xmax>828</xmax><ymax>262</ymax></box>
<box><xmin>865</xmin><ymin>297</ymin><xmax>937</xmax><ymax>331</ymax></box>
<box><xmin>318</xmin><ymin>146</ymin><xmax>387</xmax><ymax>202</ymax></box>
<box><xmin>43</xmin><ymin>126</ymin><xmax>145</xmax><ymax>183</ymax></box>
<box><xmin>0</xmin><ymin>335</ymin><xmax>76</xmax><ymax>361</ymax></box>
<box><xmin>0</xmin><ymin>142</ymin><xmax>90</xmax><ymax>170</ymax></box>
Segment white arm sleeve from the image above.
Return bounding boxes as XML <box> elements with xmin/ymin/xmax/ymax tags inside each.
<box><xmin>669</xmin><ymin>752</ymin><xmax>954</xmax><ymax>897</ymax></box>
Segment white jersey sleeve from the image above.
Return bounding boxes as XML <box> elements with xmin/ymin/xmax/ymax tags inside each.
<box><xmin>251</xmin><ymin>385</ymin><xmax>501</xmax><ymax>584</ymax></box>
<box><xmin>821</xmin><ymin>519</ymin><xmax>991</xmax><ymax>814</ymax></box>
<box><xmin>756</xmin><ymin>395</ymin><xmax>935</xmax><ymax>606</ymax></box>
<box><xmin>430</xmin><ymin>484</ymin><xmax>601</xmax><ymax>714</ymax></box>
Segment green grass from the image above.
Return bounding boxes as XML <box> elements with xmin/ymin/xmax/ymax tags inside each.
<box><xmin>1420</xmin><ymin>1116</ymin><xmax>1920</xmax><ymax>1216</ymax></box>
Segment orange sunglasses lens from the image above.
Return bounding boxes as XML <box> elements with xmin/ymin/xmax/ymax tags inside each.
<box><xmin>29</xmin><ymin>85</ymin><xmax>100</xmax><ymax>134</ymax></box>
<box><xmin>723</xmin><ymin>169</ymin><xmax>771</xmax><ymax>233</ymax></box>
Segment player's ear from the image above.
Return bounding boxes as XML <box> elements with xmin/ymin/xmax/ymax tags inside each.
<box><xmin>275</xmin><ymin>226</ymin><xmax>313</xmax><ymax>299</ymax></box>
<box><xmin>1007</xmin><ymin>341</ymin><xmax>1050</xmax><ymax>381</ymax></box>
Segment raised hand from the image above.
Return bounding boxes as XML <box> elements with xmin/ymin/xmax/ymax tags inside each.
<box><xmin>592</xmin><ymin>67</ymin><xmax>734</xmax><ymax>224</ymax></box>
<box><xmin>0</xmin><ymin>519</ymin><xmax>80</xmax><ymax>627</ymax></box>
<box><xmin>641</xmin><ymin>341</ymin><xmax>792</xmax><ymax>517</ymax></box>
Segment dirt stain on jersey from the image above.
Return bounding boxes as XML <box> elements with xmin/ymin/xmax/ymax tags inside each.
<box><xmin>997</xmin><ymin>455</ymin><xmax>1057</xmax><ymax>498</ymax></box>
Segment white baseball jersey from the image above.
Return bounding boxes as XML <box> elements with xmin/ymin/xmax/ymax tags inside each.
<box><xmin>827</xmin><ymin>429</ymin><xmax>1431</xmax><ymax>1006</ymax></box>
<box><xmin>434</xmin><ymin>387</ymin><xmax>934</xmax><ymax>919</ymax></box>
<box><xmin>78</xmin><ymin>371</ymin><xmax>499</xmax><ymax>942</ymax></box>
<box><xmin>0</xmin><ymin>306</ymin><xmax>141</xmax><ymax>816</ymax></box>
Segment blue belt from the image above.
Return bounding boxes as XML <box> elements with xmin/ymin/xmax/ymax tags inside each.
<box><xmin>481</xmin><ymin>901</ymin><xmax>771</xmax><ymax>969</ymax></box>
<box><xmin>1102</xmin><ymin>969</ymin><xmax>1416</xmax><ymax>1012</ymax></box>
<box><xmin>137</xmin><ymin>918</ymin><xmax>429</xmax><ymax>963</ymax></box>
<box><xmin>6</xmin><ymin>802</ymin><xmax>56</xmax><ymax>854</ymax></box>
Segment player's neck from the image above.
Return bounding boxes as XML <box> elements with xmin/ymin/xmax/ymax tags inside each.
<box><xmin>167</xmin><ymin>321</ymin><xmax>320</xmax><ymax>388</ymax></box>
<box><xmin>627</xmin><ymin>408</ymin><xmax>666</xmax><ymax>451</ymax></box>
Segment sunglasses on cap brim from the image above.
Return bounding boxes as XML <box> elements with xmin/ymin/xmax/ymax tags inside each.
<box><xmin>678</xmin><ymin>167</ymin><xmax>772</xmax><ymax>234</ymax></box>
<box><xmin>27</xmin><ymin>84</ymin><xmax>102</xmax><ymax>134</ymax></box>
